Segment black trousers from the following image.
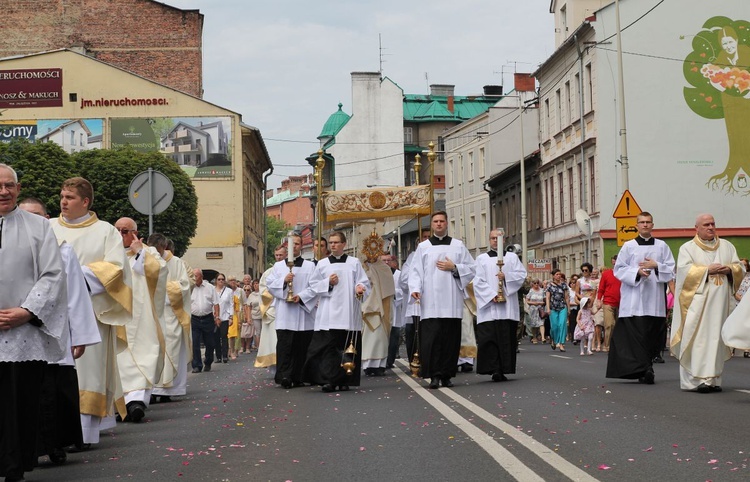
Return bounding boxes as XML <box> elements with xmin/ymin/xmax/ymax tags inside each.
<box><xmin>275</xmin><ymin>329</ymin><xmax>314</xmax><ymax>384</ymax></box>
<box><xmin>386</xmin><ymin>326</ymin><xmax>402</xmax><ymax>367</ymax></box>
<box><xmin>38</xmin><ymin>364</ymin><xmax>82</xmax><ymax>456</ymax></box>
<box><xmin>0</xmin><ymin>361</ymin><xmax>45</xmax><ymax>479</ymax></box>
<box><xmin>476</xmin><ymin>319</ymin><xmax>519</xmax><ymax>376</ymax></box>
<box><xmin>303</xmin><ymin>330</ymin><xmax>362</xmax><ymax>387</ymax></box>
<box><xmin>404</xmin><ymin>322</ymin><xmax>417</xmax><ymax>363</ymax></box>
<box><xmin>419</xmin><ymin>318</ymin><xmax>461</xmax><ymax>380</ymax></box>
<box><xmin>606</xmin><ymin>316</ymin><xmax>666</xmax><ymax>379</ymax></box>
<box><xmin>191</xmin><ymin>314</ymin><xmax>216</xmax><ymax>369</ymax></box>
<box><xmin>214</xmin><ymin>319</ymin><xmax>229</xmax><ymax>361</ymax></box>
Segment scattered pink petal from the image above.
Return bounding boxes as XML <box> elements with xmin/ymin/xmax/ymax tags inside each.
<box><xmin>598</xmin><ymin>464</ymin><xmax>611</xmax><ymax>470</ymax></box>
<box><xmin>708</xmin><ymin>459</ymin><xmax>718</xmax><ymax>464</ymax></box>
<box><xmin>400</xmin><ymin>422</ymin><xmax>407</xmax><ymax>426</ymax></box>
<box><xmin>643</xmin><ymin>447</ymin><xmax>653</xmax><ymax>452</ymax></box>
<box><xmin>203</xmin><ymin>414</ymin><xmax>211</xmax><ymax>419</ymax></box>
<box><xmin>182</xmin><ymin>461</ymin><xmax>189</xmax><ymax>466</ymax></box>
<box><xmin>359</xmin><ymin>447</ymin><xmax>366</xmax><ymax>452</ymax></box>
<box><xmin>628</xmin><ymin>458</ymin><xmax>635</xmax><ymax>462</ymax></box>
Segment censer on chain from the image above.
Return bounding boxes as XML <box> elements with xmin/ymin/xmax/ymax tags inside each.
<box><xmin>341</xmin><ymin>331</ymin><xmax>358</xmax><ymax>375</ymax></box>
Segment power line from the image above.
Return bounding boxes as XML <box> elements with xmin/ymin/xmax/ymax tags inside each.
<box><xmin>596</xmin><ymin>0</ymin><xmax>665</xmax><ymax>45</ymax></box>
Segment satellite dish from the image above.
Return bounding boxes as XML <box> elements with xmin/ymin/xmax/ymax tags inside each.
<box><xmin>575</xmin><ymin>209</ymin><xmax>591</xmax><ymax>235</ymax></box>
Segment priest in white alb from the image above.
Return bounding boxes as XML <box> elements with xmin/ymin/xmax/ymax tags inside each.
<box><xmin>148</xmin><ymin>233</ymin><xmax>192</xmax><ymax>403</ymax></box>
<box><xmin>0</xmin><ymin>164</ymin><xmax>67</xmax><ymax>481</ymax></box>
<box><xmin>114</xmin><ymin>217</ymin><xmax>168</xmax><ymax>422</ymax></box>
<box><xmin>473</xmin><ymin>229</ymin><xmax>528</xmax><ymax>382</ymax></box>
<box><xmin>409</xmin><ymin>211</ymin><xmax>475</xmax><ymax>389</ymax></box>
<box><xmin>50</xmin><ymin>177</ymin><xmax>132</xmax><ymax>446</ymax></box>
<box><xmin>303</xmin><ymin>231</ymin><xmax>370</xmax><ymax>393</ymax></box>
<box><xmin>254</xmin><ymin>245</ymin><xmax>283</xmax><ymax>368</ymax></box>
<box><xmin>360</xmin><ymin>233</ymin><xmax>395</xmax><ymax>377</ymax></box>
<box><xmin>671</xmin><ymin>214</ymin><xmax>743</xmax><ymax>393</ymax></box>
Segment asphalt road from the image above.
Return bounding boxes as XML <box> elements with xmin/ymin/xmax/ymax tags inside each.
<box><xmin>29</xmin><ymin>341</ymin><xmax>750</xmax><ymax>481</ymax></box>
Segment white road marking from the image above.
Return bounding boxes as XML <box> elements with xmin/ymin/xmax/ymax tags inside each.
<box><xmin>551</xmin><ymin>354</ymin><xmax>572</xmax><ymax>359</ymax></box>
<box><xmin>736</xmin><ymin>389</ymin><xmax>750</xmax><ymax>394</ymax></box>
<box><xmin>395</xmin><ymin>360</ymin><xmax>599</xmax><ymax>481</ymax></box>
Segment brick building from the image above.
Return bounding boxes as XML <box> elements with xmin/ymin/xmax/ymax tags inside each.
<box><xmin>266</xmin><ymin>174</ymin><xmax>314</xmax><ymax>227</ymax></box>
<box><xmin>0</xmin><ymin>0</ymin><xmax>203</xmax><ymax>97</ymax></box>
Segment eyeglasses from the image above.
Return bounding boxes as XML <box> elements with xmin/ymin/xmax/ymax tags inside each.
<box><xmin>117</xmin><ymin>228</ymin><xmax>134</xmax><ymax>235</ymax></box>
<box><xmin>0</xmin><ymin>182</ymin><xmax>18</xmax><ymax>192</ymax></box>
<box><xmin>581</xmin><ymin>269</ymin><xmax>590</xmax><ymax>273</ymax></box>
<box><xmin>217</xmin><ymin>277</ymin><xmax>225</xmax><ymax>281</ymax></box>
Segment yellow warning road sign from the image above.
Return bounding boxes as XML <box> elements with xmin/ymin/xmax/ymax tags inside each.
<box><xmin>616</xmin><ymin>217</ymin><xmax>638</xmax><ymax>246</ymax></box>
<box><xmin>612</xmin><ymin>190</ymin><xmax>642</xmax><ymax>218</ymax></box>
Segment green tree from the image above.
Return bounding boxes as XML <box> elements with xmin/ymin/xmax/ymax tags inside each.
<box><xmin>73</xmin><ymin>147</ymin><xmax>198</xmax><ymax>256</ymax></box>
<box><xmin>683</xmin><ymin>16</ymin><xmax>750</xmax><ymax>193</ymax></box>
<box><xmin>0</xmin><ymin>138</ymin><xmax>76</xmax><ymax>216</ymax></box>
<box><xmin>265</xmin><ymin>215</ymin><xmax>289</xmax><ymax>268</ymax></box>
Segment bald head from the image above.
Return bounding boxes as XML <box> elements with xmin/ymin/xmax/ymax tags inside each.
<box><xmin>115</xmin><ymin>217</ymin><xmax>138</xmax><ymax>248</ymax></box>
<box><xmin>19</xmin><ymin>197</ymin><xmax>48</xmax><ymax>218</ymax></box>
<box><xmin>193</xmin><ymin>268</ymin><xmax>204</xmax><ymax>286</ymax></box>
<box><xmin>695</xmin><ymin>213</ymin><xmax>716</xmax><ymax>241</ymax></box>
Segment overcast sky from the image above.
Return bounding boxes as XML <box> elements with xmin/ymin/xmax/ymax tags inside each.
<box><xmin>165</xmin><ymin>0</ymin><xmax>555</xmax><ymax>189</ymax></box>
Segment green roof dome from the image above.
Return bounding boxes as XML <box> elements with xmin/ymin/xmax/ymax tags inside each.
<box><xmin>318</xmin><ymin>103</ymin><xmax>350</xmax><ymax>139</ymax></box>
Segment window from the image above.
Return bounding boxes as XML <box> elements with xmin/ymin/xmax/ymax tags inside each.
<box><xmin>404</xmin><ymin>127</ymin><xmax>413</xmax><ymax>144</ymax></box>
<box><xmin>447</xmin><ymin>158</ymin><xmax>453</xmax><ymax>189</ymax></box>
<box><xmin>469</xmin><ymin>215</ymin><xmax>476</xmax><ymax>249</ymax></box>
<box><xmin>561</xmin><ymin>4</ymin><xmax>568</xmax><ymax>32</ymax></box>
<box><xmin>511</xmin><ymin>194</ymin><xmax>516</xmax><ymax>235</ymax></box>
<box><xmin>70</xmin><ymin>130</ymin><xmax>76</xmax><ymax>146</ymax></box>
<box><xmin>544</xmin><ymin>178</ymin><xmax>550</xmax><ymax>228</ymax></box>
<box><xmin>558</xmin><ymin>172</ymin><xmax>564</xmax><ymax>223</ymax></box>
<box><xmin>80</xmin><ymin>133</ymin><xmax>84</xmax><ymax>146</ymax></box>
<box><xmin>574</xmin><ymin>74</ymin><xmax>583</xmax><ymax>119</ymax></box>
<box><xmin>544</xmin><ymin>99</ymin><xmax>550</xmax><ymax>138</ymax></box>
<box><xmin>450</xmin><ymin>220</ymin><xmax>456</xmax><ymax>236</ymax></box>
<box><xmin>589</xmin><ymin>157</ymin><xmax>596</xmax><ymax>212</ymax></box>
<box><xmin>480</xmin><ymin>212</ymin><xmax>487</xmax><ymax>245</ymax></box>
<box><xmin>568</xmin><ymin>167</ymin><xmax>574</xmax><ymax>220</ymax></box>
<box><xmin>564</xmin><ymin>81</ymin><xmax>571</xmax><ymax>125</ymax></box>
<box><xmin>585</xmin><ymin>64</ymin><xmax>593</xmax><ymax>112</ymax></box>
<box><xmin>577</xmin><ymin>162</ymin><xmax>584</xmax><ymax>210</ymax></box>
<box><xmin>535</xmin><ymin>182</ymin><xmax>542</xmax><ymax>229</ymax></box>
<box><xmin>468</xmin><ymin>151</ymin><xmax>474</xmax><ymax>180</ymax></box>
<box><xmin>479</xmin><ymin>147</ymin><xmax>485</xmax><ymax>178</ymax></box>
<box><xmin>555</xmin><ymin>89</ymin><xmax>562</xmax><ymax>133</ymax></box>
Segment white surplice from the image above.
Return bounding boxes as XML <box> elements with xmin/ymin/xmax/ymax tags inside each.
<box><xmin>267</xmin><ymin>259</ymin><xmax>317</xmax><ymax>331</ymax></box>
<box><xmin>0</xmin><ymin>208</ymin><xmax>67</xmax><ymax>362</ymax></box>
<box><xmin>310</xmin><ymin>255</ymin><xmax>370</xmax><ymax>331</ymax></box>
<box><xmin>474</xmin><ymin>251</ymin><xmax>528</xmax><ymax>324</ymax></box>
<box><xmin>614</xmin><ymin>238</ymin><xmax>675</xmax><ymax>318</ymax></box>
<box><xmin>408</xmin><ymin>237</ymin><xmax>475</xmax><ymax>320</ymax></box>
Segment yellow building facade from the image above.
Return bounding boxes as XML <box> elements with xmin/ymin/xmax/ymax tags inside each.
<box><xmin>0</xmin><ymin>49</ymin><xmax>271</xmax><ymax>277</ymax></box>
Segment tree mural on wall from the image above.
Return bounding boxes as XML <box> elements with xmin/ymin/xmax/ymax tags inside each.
<box><xmin>683</xmin><ymin>16</ymin><xmax>750</xmax><ymax>194</ymax></box>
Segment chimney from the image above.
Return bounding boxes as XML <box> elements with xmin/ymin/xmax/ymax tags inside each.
<box><xmin>429</xmin><ymin>84</ymin><xmax>455</xmax><ymax>97</ymax></box>
<box><xmin>447</xmin><ymin>96</ymin><xmax>454</xmax><ymax>113</ymax></box>
<box><xmin>483</xmin><ymin>85</ymin><xmax>503</xmax><ymax>96</ymax></box>
<box><xmin>265</xmin><ymin>189</ymin><xmax>274</xmax><ymax>200</ymax></box>
<box><xmin>514</xmin><ymin>73</ymin><xmax>536</xmax><ymax>92</ymax></box>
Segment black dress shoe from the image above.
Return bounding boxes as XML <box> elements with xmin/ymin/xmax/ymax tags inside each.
<box><xmin>652</xmin><ymin>355</ymin><xmax>665</xmax><ymax>364</ymax></box>
<box><xmin>712</xmin><ymin>386</ymin><xmax>723</xmax><ymax>392</ymax></box>
<box><xmin>364</xmin><ymin>368</ymin><xmax>374</xmax><ymax>376</ymax></box>
<box><xmin>441</xmin><ymin>378</ymin><xmax>454</xmax><ymax>388</ymax></box>
<box><xmin>697</xmin><ymin>383</ymin><xmax>712</xmax><ymax>393</ymax></box>
<box><xmin>49</xmin><ymin>448</ymin><xmax>67</xmax><ymax>465</ymax></box>
<box><xmin>280</xmin><ymin>378</ymin><xmax>292</xmax><ymax>389</ymax></box>
<box><xmin>192</xmin><ymin>367</ymin><xmax>202</xmax><ymax>373</ymax></box>
<box><xmin>639</xmin><ymin>368</ymin><xmax>655</xmax><ymax>385</ymax></box>
<box><xmin>159</xmin><ymin>395</ymin><xmax>172</xmax><ymax>403</ymax></box>
<box><xmin>204</xmin><ymin>364</ymin><xmax>211</xmax><ymax>372</ymax></box>
<box><xmin>428</xmin><ymin>378</ymin><xmax>440</xmax><ymax>389</ymax></box>
<box><xmin>375</xmin><ymin>367</ymin><xmax>386</xmax><ymax>376</ymax></box>
<box><xmin>223</xmin><ymin>358</ymin><xmax>229</xmax><ymax>363</ymax></box>
<box><xmin>150</xmin><ymin>394</ymin><xmax>158</xmax><ymax>404</ymax></box>
<box><xmin>460</xmin><ymin>363</ymin><xmax>473</xmax><ymax>373</ymax></box>
<box><xmin>338</xmin><ymin>385</ymin><xmax>350</xmax><ymax>391</ymax></box>
<box><xmin>322</xmin><ymin>384</ymin><xmax>335</xmax><ymax>393</ymax></box>
<box><xmin>126</xmin><ymin>401</ymin><xmax>146</xmax><ymax>423</ymax></box>
<box><xmin>492</xmin><ymin>373</ymin><xmax>508</xmax><ymax>382</ymax></box>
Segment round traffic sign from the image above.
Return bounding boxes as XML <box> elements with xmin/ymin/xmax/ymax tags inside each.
<box><xmin>128</xmin><ymin>170</ymin><xmax>174</xmax><ymax>215</ymax></box>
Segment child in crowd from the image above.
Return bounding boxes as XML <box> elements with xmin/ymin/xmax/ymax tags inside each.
<box><xmin>575</xmin><ymin>297</ymin><xmax>597</xmax><ymax>356</ymax></box>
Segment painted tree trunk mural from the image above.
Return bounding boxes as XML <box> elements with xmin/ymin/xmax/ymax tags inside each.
<box><xmin>683</xmin><ymin>16</ymin><xmax>750</xmax><ymax>194</ymax></box>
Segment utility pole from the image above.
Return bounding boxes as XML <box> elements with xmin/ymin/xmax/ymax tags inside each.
<box><xmin>615</xmin><ymin>0</ymin><xmax>629</xmax><ymax>190</ymax></box>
